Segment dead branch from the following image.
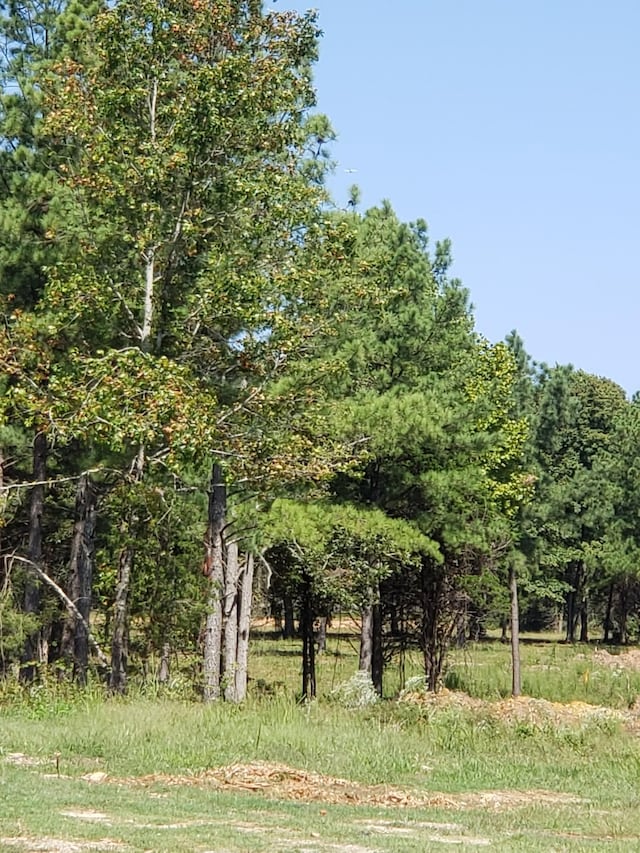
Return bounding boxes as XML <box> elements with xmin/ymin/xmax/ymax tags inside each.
<box><xmin>9</xmin><ymin>554</ymin><xmax>110</xmax><ymax>671</ymax></box>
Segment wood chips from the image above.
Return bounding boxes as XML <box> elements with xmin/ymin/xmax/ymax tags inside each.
<box><xmin>125</xmin><ymin>760</ymin><xmax>587</xmax><ymax>810</ymax></box>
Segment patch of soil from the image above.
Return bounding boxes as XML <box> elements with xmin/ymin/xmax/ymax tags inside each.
<box><xmin>356</xmin><ymin>819</ymin><xmax>492</xmax><ymax>845</ymax></box>
<box><xmin>117</xmin><ymin>760</ymin><xmax>587</xmax><ymax>812</ymax></box>
<box><xmin>4</xmin><ymin>753</ymin><xmax>46</xmax><ymax>767</ymax></box>
<box><xmin>0</xmin><ymin>838</ymin><xmax>124</xmax><ymax>852</ymax></box>
<box><xmin>59</xmin><ymin>811</ymin><xmax>110</xmax><ymax>823</ymax></box>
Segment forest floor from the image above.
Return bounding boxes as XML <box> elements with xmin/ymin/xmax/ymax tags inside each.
<box><xmin>2</xmin><ymin>635</ymin><xmax>640</xmax><ymax>851</ymax></box>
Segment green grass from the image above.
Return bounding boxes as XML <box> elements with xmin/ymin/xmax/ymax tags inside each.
<box><xmin>443</xmin><ymin>639</ymin><xmax>640</xmax><ymax>707</ymax></box>
<box><xmin>3</xmin><ymin>634</ymin><xmax>640</xmax><ymax>851</ymax></box>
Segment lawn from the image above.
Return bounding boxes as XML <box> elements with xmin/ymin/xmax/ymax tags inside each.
<box><xmin>2</xmin><ymin>630</ymin><xmax>640</xmax><ymax>851</ymax></box>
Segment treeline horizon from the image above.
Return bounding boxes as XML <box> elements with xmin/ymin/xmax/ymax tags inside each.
<box><xmin>1</xmin><ymin>0</ymin><xmax>639</xmax><ymax>701</ymax></box>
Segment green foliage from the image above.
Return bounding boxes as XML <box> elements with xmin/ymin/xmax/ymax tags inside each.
<box><xmin>1</xmin><ymin>1</ymin><xmax>638</xmax><ymax>696</ymax></box>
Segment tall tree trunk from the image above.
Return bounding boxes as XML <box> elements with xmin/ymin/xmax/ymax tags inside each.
<box><xmin>578</xmin><ymin>561</ymin><xmax>588</xmax><ymax>642</ymax></box>
<box><xmin>315</xmin><ymin>615</ymin><xmax>327</xmax><ymax>655</ymax></box>
<box><xmin>60</xmin><ymin>473</ymin><xmax>98</xmax><ymax>685</ymax></box>
<box><xmin>499</xmin><ymin>616</ymin><xmax>508</xmax><ymax>643</ymax></box>
<box><xmin>234</xmin><ymin>552</ymin><xmax>254</xmax><ymax>702</ymax></box>
<box><xmin>565</xmin><ymin>562</ymin><xmax>579</xmax><ymax>643</ymax></box>
<box><xmin>109</xmin><ymin>543</ymin><xmax>133</xmax><ymax>693</ymax></box>
<box><xmin>579</xmin><ymin>597</ymin><xmax>589</xmax><ymax>643</ymax></box>
<box><xmin>359</xmin><ymin>601</ymin><xmax>373</xmax><ymax>672</ymax></box>
<box><xmin>282</xmin><ymin>592</ymin><xmax>295</xmax><ymax>639</ymax></box>
<box><xmin>300</xmin><ymin>573</ymin><xmax>316</xmax><ymax>700</ymax></box>
<box><xmin>603</xmin><ymin>582</ymin><xmax>614</xmax><ymax>643</ymax></box>
<box><xmin>223</xmin><ymin>538</ymin><xmax>240</xmax><ymax>701</ymax></box>
<box><xmin>109</xmin><ymin>446</ymin><xmax>144</xmax><ymax>694</ymax></box>
<box><xmin>359</xmin><ymin>582</ymin><xmax>383</xmax><ymax>694</ymax></box>
<box><xmin>21</xmin><ymin>430</ymin><xmax>47</xmax><ymax>682</ymax></box>
<box><xmin>158</xmin><ymin>642</ymin><xmax>171</xmax><ymax>684</ymax></box>
<box><xmin>420</xmin><ymin>560</ymin><xmax>443</xmax><ymax>692</ymax></box>
<box><xmin>202</xmin><ymin>463</ymin><xmax>226</xmax><ymax>702</ymax></box>
<box><xmin>509</xmin><ymin>560</ymin><xmax>521</xmax><ymax>698</ymax></box>
<box><xmin>371</xmin><ymin>599</ymin><xmax>383</xmax><ymax>696</ymax></box>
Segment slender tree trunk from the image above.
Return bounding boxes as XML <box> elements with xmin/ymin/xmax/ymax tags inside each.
<box><xmin>223</xmin><ymin>538</ymin><xmax>240</xmax><ymax>701</ymax></box>
<box><xmin>282</xmin><ymin>592</ymin><xmax>295</xmax><ymax>639</ymax></box>
<box><xmin>500</xmin><ymin>616</ymin><xmax>508</xmax><ymax>643</ymax></box>
<box><xmin>389</xmin><ymin>600</ymin><xmax>400</xmax><ymax>636</ymax></box>
<box><xmin>158</xmin><ymin>642</ymin><xmax>171</xmax><ymax>684</ymax></box>
<box><xmin>371</xmin><ymin>599</ymin><xmax>383</xmax><ymax>696</ymax></box>
<box><xmin>579</xmin><ymin>597</ymin><xmax>589</xmax><ymax>643</ymax></box>
<box><xmin>509</xmin><ymin>561</ymin><xmax>521</xmax><ymax>698</ymax></box>
<box><xmin>577</xmin><ymin>560</ymin><xmax>588</xmax><ymax>642</ymax></box>
<box><xmin>315</xmin><ymin>615</ymin><xmax>327</xmax><ymax>654</ymax></box>
<box><xmin>420</xmin><ymin>560</ymin><xmax>443</xmax><ymax>692</ymax></box>
<box><xmin>21</xmin><ymin>431</ymin><xmax>47</xmax><ymax>681</ymax></box>
<box><xmin>300</xmin><ymin>573</ymin><xmax>316</xmax><ymax>700</ymax></box>
<box><xmin>359</xmin><ymin>602</ymin><xmax>373</xmax><ymax>672</ymax></box>
<box><xmin>603</xmin><ymin>582</ymin><xmax>614</xmax><ymax>643</ymax></box>
<box><xmin>203</xmin><ymin>463</ymin><xmax>226</xmax><ymax>702</ymax></box>
<box><xmin>60</xmin><ymin>474</ymin><xmax>98</xmax><ymax>685</ymax></box>
<box><xmin>109</xmin><ymin>447</ymin><xmax>144</xmax><ymax>694</ymax></box>
<box><xmin>109</xmin><ymin>544</ymin><xmax>133</xmax><ymax>693</ymax></box>
<box><xmin>565</xmin><ymin>562</ymin><xmax>578</xmax><ymax>642</ymax></box>
<box><xmin>235</xmin><ymin>552</ymin><xmax>254</xmax><ymax>702</ymax></box>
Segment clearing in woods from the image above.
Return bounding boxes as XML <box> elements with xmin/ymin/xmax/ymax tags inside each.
<box><xmin>2</xmin><ymin>637</ymin><xmax>640</xmax><ymax>851</ymax></box>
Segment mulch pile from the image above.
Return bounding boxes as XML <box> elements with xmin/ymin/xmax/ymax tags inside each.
<box><xmin>130</xmin><ymin>761</ymin><xmax>434</xmax><ymax>807</ymax></box>
<box><xmin>398</xmin><ymin>688</ymin><xmax>632</xmax><ymax>729</ymax></box>
<box><xmin>123</xmin><ymin>760</ymin><xmax>586</xmax><ymax>811</ymax></box>
<box><xmin>592</xmin><ymin>648</ymin><xmax>640</xmax><ymax>672</ymax></box>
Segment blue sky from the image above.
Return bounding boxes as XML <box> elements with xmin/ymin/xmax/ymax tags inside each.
<box><xmin>285</xmin><ymin>0</ymin><xmax>640</xmax><ymax>396</ymax></box>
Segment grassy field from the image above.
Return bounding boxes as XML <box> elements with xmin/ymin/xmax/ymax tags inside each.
<box><xmin>2</xmin><ymin>630</ymin><xmax>640</xmax><ymax>851</ymax></box>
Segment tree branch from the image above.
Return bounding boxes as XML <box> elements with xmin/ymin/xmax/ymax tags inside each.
<box><xmin>9</xmin><ymin>554</ymin><xmax>110</xmax><ymax>671</ymax></box>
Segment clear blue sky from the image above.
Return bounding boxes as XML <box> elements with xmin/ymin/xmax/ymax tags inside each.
<box><xmin>285</xmin><ymin>0</ymin><xmax>640</xmax><ymax>396</ymax></box>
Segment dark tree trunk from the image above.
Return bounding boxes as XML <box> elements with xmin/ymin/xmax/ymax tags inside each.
<box><xmin>420</xmin><ymin>560</ymin><xmax>444</xmax><ymax>692</ymax></box>
<box><xmin>235</xmin><ymin>552</ymin><xmax>254</xmax><ymax>702</ymax></box>
<box><xmin>603</xmin><ymin>582</ymin><xmax>614</xmax><ymax>643</ymax></box>
<box><xmin>202</xmin><ymin>463</ymin><xmax>226</xmax><ymax>701</ymax></box>
<box><xmin>359</xmin><ymin>602</ymin><xmax>373</xmax><ymax>672</ymax></box>
<box><xmin>109</xmin><ymin>447</ymin><xmax>144</xmax><ymax>694</ymax></box>
<box><xmin>282</xmin><ymin>592</ymin><xmax>295</xmax><ymax>639</ymax></box>
<box><xmin>60</xmin><ymin>474</ymin><xmax>98</xmax><ymax>685</ymax></box>
<box><xmin>359</xmin><ymin>582</ymin><xmax>383</xmax><ymax>695</ymax></box>
<box><xmin>579</xmin><ymin>597</ymin><xmax>589</xmax><ymax>643</ymax></box>
<box><xmin>577</xmin><ymin>559</ymin><xmax>589</xmax><ymax>642</ymax></box>
<box><xmin>509</xmin><ymin>561</ymin><xmax>521</xmax><ymax>698</ymax></box>
<box><xmin>500</xmin><ymin>616</ymin><xmax>508</xmax><ymax>643</ymax></box>
<box><xmin>315</xmin><ymin>615</ymin><xmax>327</xmax><ymax>655</ymax></box>
<box><xmin>109</xmin><ymin>544</ymin><xmax>133</xmax><ymax>693</ymax></box>
<box><xmin>565</xmin><ymin>562</ymin><xmax>582</xmax><ymax>643</ymax></box>
<box><xmin>619</xmin><ymin>582</ymin><xmax>630</xmax><ymax>644</ymax></box>
<box><xmin>300</xmin><ymin>573</ymin><xmax>316</xmax><ymax>700</ymax></box>
<box><xmin>21</xmin><ymin>431</ymin><xmax>47</xmax><ymax>682</ymax></box>
<box><xmin>388</xmin><ymin>600</ymin><xmax>400</xmax><ymax>636</ymax></box>
<box><xmin>371</xmin><ymin>599</ymin><xmax>383</xmax><ymax>696</ymax></box>
<box><xmin>223</xmin><ymin>539</ymin><xmax>240</xmax><ymax>701</ymax></box>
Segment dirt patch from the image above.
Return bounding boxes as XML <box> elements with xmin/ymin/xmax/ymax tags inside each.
<box><xmin>357</xmin><ymin>818</ymin><xmax>491</xmax><ymax>845</ymax></box>
<box><xmin>358</xmin><ymin>819</ymin><xmax>462</xmax><ymax>833</ymax></box>
<box><xmin>0</xmin><ymin>838</ymin><xmax>125</xmax><ymax>852</ymax></box>
<box><xmin>3</xmin><ymin>753</ymin><xmax>47</xmax><ymax>767</ymax></box>
<box><xmin>279</xmin><ymin>846</ymin><xmax>378</xmax><ymax>853</ymax></box>
<box><xmin>114</xmin><ymin>760</ymin><xmax>587</xmax><ymax>812</ymax></box>
<box><xmin>59</xmin><ymin>811</ymin><xmax>110</xmax><ymax>823</ymax></box>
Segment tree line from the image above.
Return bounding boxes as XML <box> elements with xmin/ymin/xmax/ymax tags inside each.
<box><xmin>1</xmin><ymin>0</ymin><xmax>638</xmax><ymax>701</ymax></box>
